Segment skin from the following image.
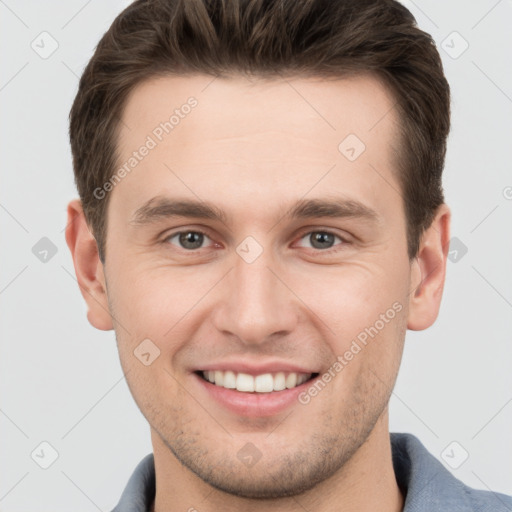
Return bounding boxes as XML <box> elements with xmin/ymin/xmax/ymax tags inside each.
<box><xmin>66</xmin><ymin>73</ymin><xmax>450</xmax><ymax>512</ymax></box>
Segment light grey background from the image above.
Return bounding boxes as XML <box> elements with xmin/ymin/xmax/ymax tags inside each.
<box><xmin>1</xmin><ymin>0</ymin><xmax>511</xmax><ymax>510</ymax></box>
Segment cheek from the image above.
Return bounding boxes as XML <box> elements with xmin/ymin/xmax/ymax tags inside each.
<box><xmin>122</xmin><ymin>354</ymin><xmax>184</xmax><ymax>436</ymax></box>
<box><xmin>290</xmin><ymin>261</ymin><xmax>406</xmax><ymax>345</ymax></box>
<box><xmin>110</xmin><ymin>263</ymin><xmax>214</xmax><ymax>341</ymax></box>
<box><xmin>108</xmin><ymin>266</ymin><xmax>223</xmax><ymax>397</ymax></box>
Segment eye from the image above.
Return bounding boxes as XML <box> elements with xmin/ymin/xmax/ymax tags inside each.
<box><xmin>162</xmin><ymin>228</ymin><xmax>349</xmax><ymax>254</ymax></box>
<box><xmin>296</xmin><ymin>230</ymin><xmax>348</xmax><ymax>252</ymax></box>
<box><xmin>164</xmin><ymin>230</ymin><xmax>214</xmax><ymax>251</ymax></box>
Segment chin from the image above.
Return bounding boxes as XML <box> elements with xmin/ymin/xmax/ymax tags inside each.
<box><xmin>162</xmin><ymin>429</ymin><xmax>357</xmax><ymax>500</ymax></box>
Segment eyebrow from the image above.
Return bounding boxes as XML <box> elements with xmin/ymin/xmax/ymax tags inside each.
<box><xmin>130</xmin><ymin>195</ymin><xmax>382</xmax><ymax>227</ymax></box>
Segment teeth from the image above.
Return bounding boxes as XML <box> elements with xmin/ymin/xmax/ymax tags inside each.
<box><xmin>223</xmin><ymin>370</ymin><xmax>236</xmax><ymax>389</ymax></box>
<box><xmin>214</xmin><ymin>370</ymin><xmax>224</xmax><ymax>386</ymax></box>
<box><xmin>274</xmin><ymin>372</ymin><xmax>286</xmax><ymax>391</ymax></box>
<box><xmin>236</xmin><ymin>373</ymin><xmax>255</xmax><ymax>392</ymax></box>
<box><xmin>254</xmin><ymin>374</ymin><xmax>273</xmax><ymax>392</ymax></box>
<box><xmin>201</xmin><ymin>370</ymin><xmax>312</xmax><ymax>393</ymax></box>
<box><xmin>297</xmin><ymin>374</ymin><xmax>309</xmax><ymax>385</ymax></box>
<box><xmin>286</xmin><ymin>373</ymin><xmax>297</xmax><ymax>389</ymax></box>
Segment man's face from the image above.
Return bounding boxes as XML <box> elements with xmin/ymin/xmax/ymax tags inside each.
<box><xmin>101</xmin><ymin>74</ymin><xmax>414</xmax><ymax>497</ymax></box>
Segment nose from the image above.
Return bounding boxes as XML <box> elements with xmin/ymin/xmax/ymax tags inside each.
<box><xmin>211</xmin><ymin>247</ymin><xmax>299</xmax><ymax>346</ymax></box>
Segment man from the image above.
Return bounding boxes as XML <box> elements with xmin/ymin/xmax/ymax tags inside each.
<box><xmin>65</xmin><ymin>0</ymin><xmax>512</xmax><ymax>510</ymax></box>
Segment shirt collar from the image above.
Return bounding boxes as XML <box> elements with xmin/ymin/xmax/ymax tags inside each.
<box><xmin>390</xmin><ymin>432</ymin><xmax>475</xmax><ymax>511</ymax></box>
<box><xmin>113</xmin><ymin>452</ymin><xmax>155</xmax><ymax>512</ymax></box>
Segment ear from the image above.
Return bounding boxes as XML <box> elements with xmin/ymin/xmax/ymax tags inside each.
<box><xmin>407</xmin><ymin>203</ymin><xmax>451</xmax><ymax>331</ymax></box>
<box><xmin>65</xmin><ymin>199</ymin><xmax>113</xmax><ymax>331</ymax></box>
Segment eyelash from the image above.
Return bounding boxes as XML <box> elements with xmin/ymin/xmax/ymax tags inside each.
<box><xmin>162</xmin><ymin>228</ymin><xmax>350</xmax><ymax>255</ymax></box>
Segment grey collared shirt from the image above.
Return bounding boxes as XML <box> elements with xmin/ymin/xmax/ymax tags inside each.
<box><xmin>111</xmin><ymin>432</ymin><xmax>512</xmax><ymax>511</ymax></box>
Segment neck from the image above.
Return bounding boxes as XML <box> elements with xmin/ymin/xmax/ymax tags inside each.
<box><xmin>151</xmin><ymin>410</ymin><xmax>403</xmax><ymax>512</ymax></box>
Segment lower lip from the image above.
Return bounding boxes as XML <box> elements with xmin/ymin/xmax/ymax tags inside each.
<box><xmin>193</xmin><ymin>373</ymin><xmax>315</xmax><ymax>417</ymax></box>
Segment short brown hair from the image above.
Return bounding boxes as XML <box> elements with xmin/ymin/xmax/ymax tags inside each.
<box><xmin>69</xmin><ymin>0</ymin><xmax>450</xmax><ymax>263</ymax></box>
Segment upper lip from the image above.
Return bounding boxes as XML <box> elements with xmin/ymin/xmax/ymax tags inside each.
<box><xmin>194</xmin><ymin>359</ymin><xmax>320</xmax><ymax>375</ymax></box>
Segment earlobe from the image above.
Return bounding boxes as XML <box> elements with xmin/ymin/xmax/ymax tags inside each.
<box><xmin>407</xmin><ymin>203</ymin><xmax>451</xmax><ymax>331</ymax></box>
<box><xmin>65</xmin><ymin>199</ymin><xmax>114</xmax><ymax>331</ymax></box>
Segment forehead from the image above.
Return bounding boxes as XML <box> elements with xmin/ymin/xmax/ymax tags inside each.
<box><xmin>112</xmin><ymin>73</ymin><xmax>402</xmax><ymax>227</ymax></box>
<box><xmin>119</xmin><ymin>72</ymin><xmax>398</xmax><ymax>141</ymax></box>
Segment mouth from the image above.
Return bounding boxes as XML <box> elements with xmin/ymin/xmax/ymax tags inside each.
<box><xmin>196</xmin><ymin>370</ymin><xmax>319</xmax><ymax>393</ymax></box>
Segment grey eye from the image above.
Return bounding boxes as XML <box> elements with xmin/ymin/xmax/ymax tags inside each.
<box><xmin>168</xmin><ymin>231</ymin><xmax>209</xmax><ymax>250</ymax></box>
<box><xmin>298</xmin><ymin>231</ymin><xmax>342</xmax><ymax>251</ymax></box>
<box><xmin>308</xmin><ymin>232</ymin><xmax>336</xmax><ymax>249</ymax></box>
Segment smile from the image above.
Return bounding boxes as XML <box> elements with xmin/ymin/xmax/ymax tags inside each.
<box><xmin>199</xmin><ymin>370</ymin><xmax>319</xmax><ymax>393</ymax></box>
